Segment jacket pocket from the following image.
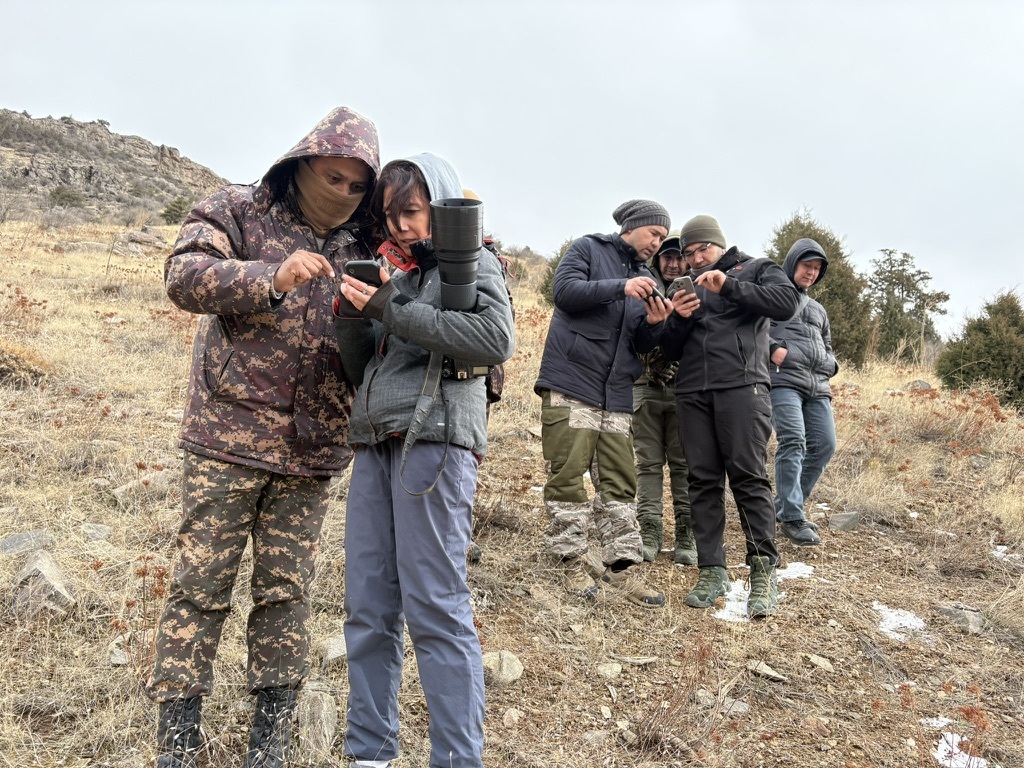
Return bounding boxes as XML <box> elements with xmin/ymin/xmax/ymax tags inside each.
<box><xmin>567</xmin><ymin>321</ymin><xmax>612</xmax><ymax>365</ymax></box>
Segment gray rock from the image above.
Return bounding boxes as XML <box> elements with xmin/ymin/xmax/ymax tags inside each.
<box><xmin>1</xmin><ymin>529</ymin><xmax>55</xmax><ymax>555</ymax></box>
<box><xmin>319</xmin><ymin>635</ymin><xmax>348</xmax><ymax>671</ymax></box>
<box><xmin>828</xmin><ymin>511</ymin><xmax>862</xmax><ymax>531</ymax></box>
<box><xmin>296</xmin><ymin>684</ymin><xmax>337</xmax><ymax>763</ymax></box>
<box><xmin>482</xmin><ymin>650</ymin><xmax>524</xmax><ymax>686</ymax></box>
<box><xmin>721</xmin><ymin>697</ymin><xmax>750</xmax><ymax>717</ymax></box>
<box><xmin>112</xmin><ymin>470</ymin><xmax>177</xmax><ymax>509</ymax></box>
<box><xmin>81</xmin><ymin>522</ymin><xmax>113</xmax><ymax>541</ymax></box>
<box><xmin>937</xmin><ymin>602</ymin><xmax>985</xmax><ymax>635</ymax></box>
<box><xmin>582</xmin><ymin>729</ymin><xmax>611</xmax><ymax>747</ymax></box>
<box><xmin>596</xmin><ymin>662</ymin><xmax>622</xmax><ymax>680</ymax></box>
<box><xmin>14</xmin><ymin>550</ymin><xmax>75</xmax><ymax>618</ymax></box>
<box><xmin>805</xmin><ymin>653</ymin><xmax>835</xmax><ymax>673</ymax></box>
<box><xmin>747</xmin><ymin>660</ymin><xmax>787</xmax><ymax>683</ymax></box>
<box><xmin>903</xmin><ymin>380</ymin><xmax>933</xmax><ymax>390</ymax></box>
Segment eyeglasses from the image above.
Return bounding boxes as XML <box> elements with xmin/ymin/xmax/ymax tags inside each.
<box><xmin>683</xmin><ymin>242</ymin><xmax>714</xmax><ymax>261</ymax></box>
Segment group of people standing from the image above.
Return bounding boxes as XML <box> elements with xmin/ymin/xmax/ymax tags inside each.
<box><xmin>145</xmin><ymin>105</ymin><xmax>838</xmax><ymax>768</ymax></box>
<box><xmin>535</xmin><ymin>204</ymin><xmax>839</xmax><ymax>619</ymax></box>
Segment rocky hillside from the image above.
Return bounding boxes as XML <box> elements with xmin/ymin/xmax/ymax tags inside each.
<box><xmin>0</xmin><ymin>108</ymin><xmax>227</xmax><ymax>224</ymax></box>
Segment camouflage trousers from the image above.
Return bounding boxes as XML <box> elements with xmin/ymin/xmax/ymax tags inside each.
<box><xmin>540</xmin><ymin>390</ymin><xmax>642</xmax><ymax>566</ymax></box>
<box><xmin>147</xmin><ymin>451</ymin><xmax>332</xmax><ymax>702</ymax></box>
<box><xmin>633</xmin><ymin>382</ymin><xmax>692</xmax><ymax>550</ymax></box>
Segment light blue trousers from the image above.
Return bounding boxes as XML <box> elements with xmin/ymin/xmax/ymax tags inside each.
<box><xmin>343</xmin><ymin>439</ymin><xmax>484</xmax><ymax>768</ymax></box>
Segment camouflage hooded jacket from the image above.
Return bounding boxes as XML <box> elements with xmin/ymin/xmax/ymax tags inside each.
<box><xmin>165</xmin><ymin>107</ymin><xmax>381</xmax><ymax>477</ymax></box>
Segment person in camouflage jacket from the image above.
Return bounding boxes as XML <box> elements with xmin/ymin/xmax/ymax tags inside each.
<box><xmin>147</xmin><ymin>106</ymin><xmax>380</xmax><ymax>768</ymax></box>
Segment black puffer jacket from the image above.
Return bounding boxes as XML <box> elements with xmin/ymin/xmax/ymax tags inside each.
<box><xmin>660</xmin><ymin>247</ymin><xmax>801</xmax><ymax>394</ymax></box>
<box><xmin>535</xmin><ymin>233</ymin><xmax>659</xmax><ymax>412</ymax></box>
<box><xmin>768</xmin><ymin>238</ymin><xmax>839</xmax><ymax>399</ymax></box>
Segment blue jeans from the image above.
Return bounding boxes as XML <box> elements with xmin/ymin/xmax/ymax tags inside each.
<box><xmin>770</xmin><ymin>387</ymin><xmax>836</xmax><ymax>523</ymax></box>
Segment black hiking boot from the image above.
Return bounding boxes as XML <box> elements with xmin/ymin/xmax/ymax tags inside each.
<box><xmin>156</xmin><ymin>696</ymin><xmax>202</xmax><ymax>768</ymax></box>
<box><xmin>779</xmin><ymin>519</ymin><xmax>821</xmax><ymax>546</ymax></box>
<box><xmin>242</xmin><ymin>687</ymin><xmax>298</xmax><ymax>768</ymax></box>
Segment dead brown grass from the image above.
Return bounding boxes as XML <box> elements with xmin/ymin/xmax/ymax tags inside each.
<box><xmin>0</xmin><ymin>221</ymin><xmax>1022</xmax><ymax>767</ymax></box>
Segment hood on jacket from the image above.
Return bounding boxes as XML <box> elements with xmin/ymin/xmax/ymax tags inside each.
<box><xmin>783</xmin><ymin>237</ymin><xmax>828</xmax><ymax>287</ymax></box>
<box><xmin>256</xmin><ymin>106</ymin><xmax>381</xmax><ymax>222</ymax></box>
<box><xmin>403</xmin><ymin>152</ymin><xmax>463</xmax><ymax>202</ymax></box>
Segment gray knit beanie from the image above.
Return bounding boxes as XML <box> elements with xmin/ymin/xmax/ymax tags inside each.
<box><xmin>679</xmin><ymin>214</ymin><xmax>726</xmax><ymax>249</ymax></box>
<box><xmin>612</xmin><ymin>199</ymin><xmax>671</xmax><ymax>234</ymax></box>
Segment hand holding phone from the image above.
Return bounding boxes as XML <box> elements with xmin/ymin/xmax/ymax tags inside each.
<box><xmin>667</xmin><ymin>275</ymin><xmax>696</xmax><ymax>297</ymax></box>
<box><xmin>344</xmin><ymin>259</ymin><xmax>383</xmax><ymax>287</ymax></box>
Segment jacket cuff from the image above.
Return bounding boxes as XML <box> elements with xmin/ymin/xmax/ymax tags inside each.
<box><xmin>363</xmin><ymin>280</ymin><xmax>397</xmax><ymax>321</ymax></box>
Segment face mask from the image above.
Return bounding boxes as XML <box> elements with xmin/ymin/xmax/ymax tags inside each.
<box><xmin>293</xmin><ymin>159</ymin><xmax>365</xmax><ymax>236</ymax></box>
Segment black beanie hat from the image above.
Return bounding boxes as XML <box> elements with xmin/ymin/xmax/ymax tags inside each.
<box><xmin>613</xmin><ymin>199</ymin><xmax>671</xmax><ymax>234</ymax></box>
<box><xmin>679</xmin><ymin>214</ymin><xmax>726</xmax><ymax>249</ymax></box>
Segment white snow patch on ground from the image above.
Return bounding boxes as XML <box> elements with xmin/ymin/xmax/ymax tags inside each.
<box><xmin>873</xmin><ymin>600</ymin><xmax>927</xmax><ymax>641</ymax></box>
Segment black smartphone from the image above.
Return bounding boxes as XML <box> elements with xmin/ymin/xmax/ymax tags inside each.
<box><xmin>344</xmin><ymin>259</ymin><xmax>383</xmax><ymax>287</ymax></box>
<box><xmin>668</xmin><ymin>275</ymin><xmax>696</xmax><ymax>297</ymax></box>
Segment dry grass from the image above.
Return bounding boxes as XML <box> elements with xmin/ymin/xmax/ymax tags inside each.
<box><xmin>1</xmin><ymin>221</ymin><xmax>1022</xmax><ymax>767</ymax></box>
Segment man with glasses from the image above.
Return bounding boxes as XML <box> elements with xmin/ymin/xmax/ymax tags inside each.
<box><xmin>659</xmin><ymin>215</ymin><xmax>801</xmax><ymax>618</ymax></box>
<box><xmin>633</xmin><ymin>231</ymin><xmax>697</xmax><ymax>566</ymax></box>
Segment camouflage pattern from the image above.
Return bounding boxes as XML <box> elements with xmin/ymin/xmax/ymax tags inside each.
<box><xmin>147</xmin><ymin>452</ymin><xmax>331</xmax><ymax>702</ymax></box>
<box><xmin>165</xmin><ymin>106</ymin><xmax>381</xmax><ymax>477</ymax></box>
<box><xmin>633</xmin><ymin>381</ymin><xmax>691</xmax><ymax>551</ymax></box>
<box><xmin>541</xmin><ymin>390</ymin><xmax>642</xmax><ymax>564</ymax></box>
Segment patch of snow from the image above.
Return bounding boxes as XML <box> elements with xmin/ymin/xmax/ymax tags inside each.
<box><xmin>934</xmin><ymin>530</ymin><xmax>957</xmax><ymax>538</ymax></box>
<box><xmin>909</xmin><ymin>511</ymin><xmax>920</xmax><ymax>519</ymax></box>
<box><xmin>778</xmin><ymin>562</ymin><xmax>814</xmax><ymax>580</ymax></box>
<box><xmin>992</xmin><ymin>546</ymin><xmax>1021</xmax><ymax>562</ymax></box>
<box><xmin>921</xmin><ymin>717</ymin><xmax>954</xmax><ymax>729</ymax></box>
<box><xmin>529</xmin><ymin>486</ymin><xmax>543</xmax><ymax>493</ymax></box>
<box><xmin>932</xmin><ymin>731</ymin><xmax>989</xmax><ymax>768</ymax></box>
<box><xmin>872</xmin><ymin>600</ymin><xmax>926</xmax><ymax>642</ymax></box>
<box><xmin>814</xmin><ymin>502</ymin><xmax>831</xmax><ymax>510</ymax></box>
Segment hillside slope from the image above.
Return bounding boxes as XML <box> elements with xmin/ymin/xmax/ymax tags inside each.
<box><xmin>0</xmin><ymin>108</ymin><xmax>227</xmax><ymax>223</ymax></box>
<box><xmin>0</xmin><ymin>222</ymin><xmax>1021</xmax><ymax>768</ymax></box>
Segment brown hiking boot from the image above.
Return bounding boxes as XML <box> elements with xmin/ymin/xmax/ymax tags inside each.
<box><xmin>562</xmin><ymin>557</ymin><xmax>599</xmax><ymax>600</ymax></box>
<box><xmin>684</xmin><ymin>566</ymin><xmax>729</xmax><ymax>608</ymax></box>
<box><xmin>601</xmin><ymin>567</ymin><xmax>666</xmax><ymax>608</ymax></box>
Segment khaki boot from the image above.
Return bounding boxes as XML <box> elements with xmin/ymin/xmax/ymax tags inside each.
<box><xmin>684</xmin><ymin>566</ymin><xmax>729</xmax><ymax>608</ymax></box>
<box><xmin>562</xmin><ymin>556</ymin><xmax>599</xmax><ymax>600</ymax></box>
<box><xmin>746</xmin><ymin>556</ymin><xmax>779</xmax><ymax>619</ymax></box>
<box><xmin>601</xmin><ymin>567</ymin><xmax>666</xmax><ymax>608</ymax></box>
<box><xmin>673</xmin><ymin>515</ymin><xmax>697</xmax><ymax>565</ymax></box>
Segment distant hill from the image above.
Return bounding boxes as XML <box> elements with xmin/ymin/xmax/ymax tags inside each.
<box><xmin>0</xmin><ymin>108</ymin><xmax>228</xmax><ymax>225</ymax></box>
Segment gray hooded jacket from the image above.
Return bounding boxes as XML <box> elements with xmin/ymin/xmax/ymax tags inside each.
<box><xmin>768</xmin><ymin>238</ymin><xmax>839</xmax><ymax>399</ymax></box>
<box><xmin>335</xmin><ymin>153</ymin><xmax>515</xmax><ymax>457</ymax></box>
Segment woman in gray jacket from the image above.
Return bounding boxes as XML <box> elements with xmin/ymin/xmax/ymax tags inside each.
<box><xmin>769</xmin><ymin>238</ymin><xmax>839</xmax><ymax>546</ymax></box>
<box><xmin>334</xmin><ymin>153</ymin><xmax>514</xmax><ymax>768</ymax></box>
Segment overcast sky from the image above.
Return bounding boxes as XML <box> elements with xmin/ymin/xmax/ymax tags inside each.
<box><xmin>4</xmin><ymin>0</ymin><xmax>1022</xmax><ymax>337</ymax></box>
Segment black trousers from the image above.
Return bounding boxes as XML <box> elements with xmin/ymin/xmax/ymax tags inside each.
<box><xmin>676</xmin><ymin>385</ymin><xmax>779</xmax><ymax>568</ymax></box>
